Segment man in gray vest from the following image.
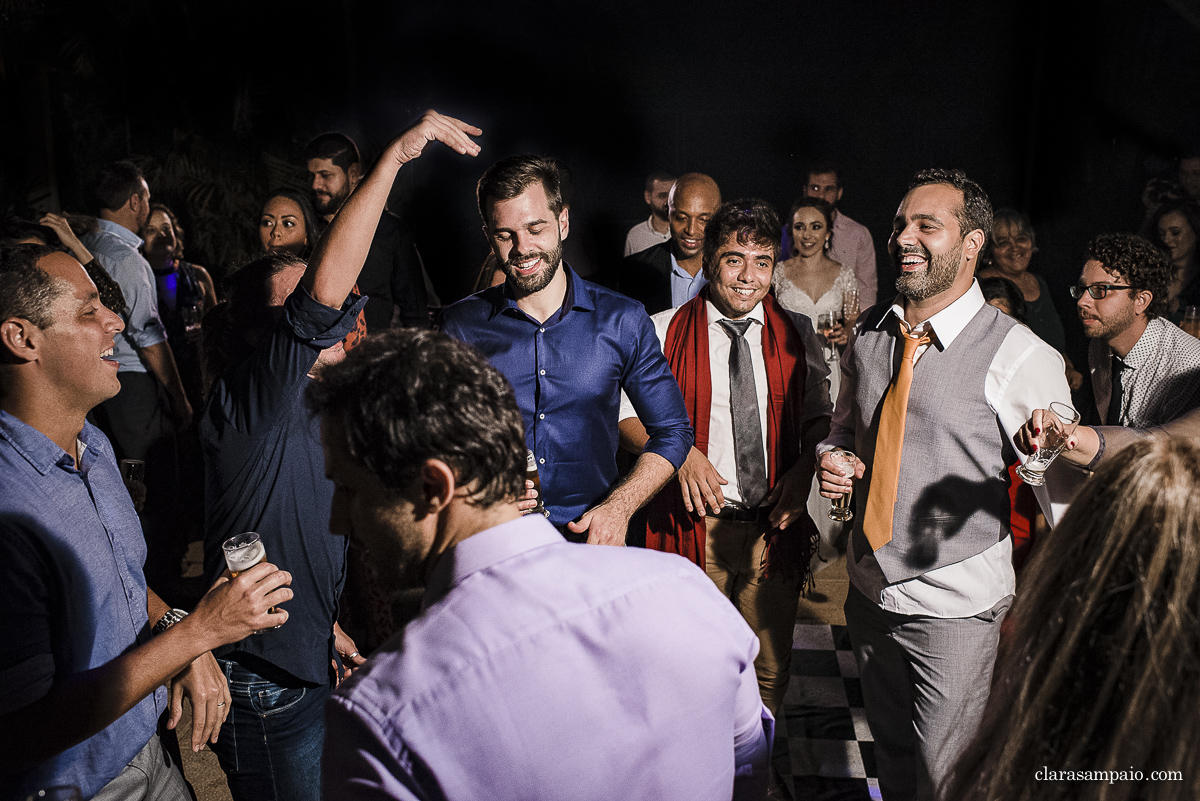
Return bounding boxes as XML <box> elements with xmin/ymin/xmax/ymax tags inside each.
<box><xmin>817</xmin><ymin>169</ymin><xmax>1071</xmax><ymax>801</ymax></box>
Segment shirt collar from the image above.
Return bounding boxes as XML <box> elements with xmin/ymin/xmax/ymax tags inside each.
<box><xmin>95</xmin><ymin>218</ymin><xmax>144</xmax><ymax>249</ymax></box>
<box><xmin>0</xmin><ymin>410</ymin><xmax>105</xmax><ymax>475</ymax></box>
<box><xmin>1120</xmin><ymin>316</ymin><xmax>1165</xmax><ymax>369</ymax></box>
<box><xmin>706</xmin><ymin>298</ymin><xmax>766</xmax><ymax>327</ymax></box>
<box><xmin>490</xmin><ymin>263</ymin><xmax>593</xmax><ymax>323</ymax></box>
<box><xmin>422</xmin><ymin>515</ymin><xmax>564</xmax><ymax>610</ymax></box>
<box><xmin>877</xmin><ymin>279</ymin><xmax>985</xmax><ymax>350</ymax></box>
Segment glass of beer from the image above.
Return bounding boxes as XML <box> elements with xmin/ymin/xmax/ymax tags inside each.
<box><xmin>1182</xmin><ymin>305</ymin><xmax>1200</xmax><ymax>338</ymax></box>
<box><xmin>828</xmin><ymin>450</ymin><xmax>857</xmax><ymax>522</ymax></box>
<box><xmin>1015</xmin><ymin>402</ymin><xmax>1081</xmax><ymax>486</ymax></box>
<box><xmin>223</xmin><ymin>531</ymin><xmax>272</xmax><ymax>631</ymax></box>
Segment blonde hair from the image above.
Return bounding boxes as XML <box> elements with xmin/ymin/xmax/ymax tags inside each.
<box><xmin>943</xmin><ymin>436</ymin><xmax>1200</xmax><ymax>800</ymax></box>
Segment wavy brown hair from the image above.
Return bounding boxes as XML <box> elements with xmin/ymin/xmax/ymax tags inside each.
<box><xmin>942</xmin><ymin>437</ymin><xmax>1200</xmax><ymax>801</ymax></box>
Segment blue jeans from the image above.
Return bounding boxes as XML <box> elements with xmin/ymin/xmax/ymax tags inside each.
<box><xmin>211</xmin><ymin>658</ymin><xmax>329</xmax><ymax>801</ymax></box>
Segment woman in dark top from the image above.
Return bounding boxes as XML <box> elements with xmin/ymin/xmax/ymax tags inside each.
<box><xmin>977</xmin><ymin>208</ymin><xmax>1067</xmax><ymax>352</ymax></box>
<box><xmin>1151</xmin><ymin>200</ymin><xmax>1200</xmax><ymax>321</ymax></box>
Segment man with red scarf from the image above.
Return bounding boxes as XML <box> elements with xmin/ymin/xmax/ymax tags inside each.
<box><xmin>619</xmin><ymin>199</ymin><xmax>832</xmax><ymax>714</ymax></box>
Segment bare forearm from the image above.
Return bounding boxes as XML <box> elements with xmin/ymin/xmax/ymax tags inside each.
<box><xmin>606</xmin><ymin>451</ymin><xmax>675</xmax><ymax>516</ymax></box>
<box><xmin>140</xmin><ymin>341</ymin><xmax>188</xmax><ymax>406</ymax></box>
<box><xmin>618</xmin><ymin>417</ymin><xmax>649</xmax><ymax>454</ymax></box>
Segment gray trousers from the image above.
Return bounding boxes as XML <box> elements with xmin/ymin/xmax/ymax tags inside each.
<box><xmin>844</xmin><ymin>585</ymin><xmax>1011</xmax><ymax>801</ymax></box>
<box><xmin>91</xmin><ymin>734</ymin><xmax>191</xmax><ymax>801</ymax></box>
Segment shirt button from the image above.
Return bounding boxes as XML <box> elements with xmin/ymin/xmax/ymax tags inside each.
<box><xmin>539</xmin><ymin>328</ymin><xmax>546</xmax><ymax>333</ymax></box>
<box><xmin>539</xmin><ymin>369</ymin><xmax>546</xmax><ymax>376</ymax></box>
<box><xmin>539</xmin><ymin>458</ymin><xmax>545</xmax><ymax>465</ymax></box>
<box><xmin>539</xmin><ymin>413</ymin><xmax>545</xmax><ymax>419</ymax></box>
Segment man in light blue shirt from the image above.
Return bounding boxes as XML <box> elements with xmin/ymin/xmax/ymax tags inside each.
<box><xmin>312</xmin><ymin>329</ymin><xmax>772</xmax><ymax>801</ymax></box>
<box><xmin>83</xmin><ymin>160</ymin><xmax>195</xmax><ymax>603</ymax></box>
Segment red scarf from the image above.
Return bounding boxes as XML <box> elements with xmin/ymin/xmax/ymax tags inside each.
<box><xmin>643</xmin><ymin>289</ymin><xmax>818</xmax><ymax>584</ymax></box>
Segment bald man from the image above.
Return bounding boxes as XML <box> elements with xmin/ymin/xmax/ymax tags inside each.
<box><xmin>618</xmin><ymin>173</ymin><xmax>721</xmax><ymax>314</ymax></box>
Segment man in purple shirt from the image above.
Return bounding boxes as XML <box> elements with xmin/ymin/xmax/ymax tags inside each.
<box><xmin>311</xmin><ymin>329</ymin><xmax>772</xmax><ymax>801</ymax></box>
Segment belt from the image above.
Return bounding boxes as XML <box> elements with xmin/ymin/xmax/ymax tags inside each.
<box><xmin>711</xmin><ymin>503</ymin><xmax>773</xmax><ymax>524</ymax></box>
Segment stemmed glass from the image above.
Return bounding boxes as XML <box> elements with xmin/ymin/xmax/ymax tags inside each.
<box><xmin>1015</xmin><ymin>402</ymin><xmax>1080</xmax><ymax>486</ymax></box>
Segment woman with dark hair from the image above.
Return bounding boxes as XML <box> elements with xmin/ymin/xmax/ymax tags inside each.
<box><xmin>259</xmin><ymin>189</ymin><xmax>320</xmax><ymax>257</ymax></box>
<box><xmin>942</xmin><ymin>437</ymin><xmax>1200</xmax><ymax>801</ymax></box>
<box><xmin>977</xmin><ymin>208</ymin><xmax>1066</xmax><ymax>353</ymax></box>
<box><xmin>1150</xmin><ymin>200</ymin><xmax>1200</xmax><ymax>319</ymax></box>
<box><xmin>978</xmin><ymin>275</ymin><xmax>1027</xmax><ymax>321</ymax></box>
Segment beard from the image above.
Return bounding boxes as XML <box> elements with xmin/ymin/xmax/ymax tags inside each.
<box><xmin>501</xmin><ymin>240</ymin><xmax>564</xmax><ymax>295</ymax></box>
<box><xmin>313</xmin><ymin>186</ymin><xmax>350</xmax><ymax>216</ymax></box>
<box><xmin>895</xmin><ymin>241</ymin><xmax>962</xmax><ymax>302</ymax></box>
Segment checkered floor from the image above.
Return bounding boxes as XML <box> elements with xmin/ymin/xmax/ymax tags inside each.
<box><xmin>773</xmin><ymin>624</ymin><xmax>883</xmax><ymax>801</ymax></box>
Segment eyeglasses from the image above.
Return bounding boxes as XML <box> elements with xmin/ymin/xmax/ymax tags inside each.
<box><xmin>1069</xmin><ymin>283</ymin><xmax>1134</xmax><ymax>300</ymax></box>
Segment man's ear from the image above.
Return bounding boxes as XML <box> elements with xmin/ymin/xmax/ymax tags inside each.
<box><xmin>347</xmin><ymin>162</ymin><xmax>363</xmax><ymax>190</ymax></box>
<box><xmin>0</xmin><ymin>318</ymin><xmax>41</xmax><ymax>364</ymax></box>
<box><xmin>419</xmin><ymin>459</ymin><xmax>457</xmax><ymax>516</ymax></box>
<box><xmin>1134</xmin><ymin>289</ymin><xmax>1154</xmax><ymax>315</ymax></box>
<box><xmin>963</xmin><ymin>228</ymin><xmax>987</xmax><ymax>263</ymax></box>
<box><xmin>558</xmin><ymin>206</ymin><xmax>570</xmax><ymax>242</ymax></box>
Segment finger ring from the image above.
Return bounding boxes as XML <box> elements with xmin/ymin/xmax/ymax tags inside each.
<box><xmin>348</xmin><ymin>652</ymin><xmax>359</xmax><ymax>658</ymax></box>
<box><xmin>217</xmin><ymin>702</ymin><xmax>226</xmax><ymax>706</ymax></box>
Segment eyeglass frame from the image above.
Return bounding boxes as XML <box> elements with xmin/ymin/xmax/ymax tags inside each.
<box><xmin>1069</xmin><ymin>283</ymin><xmax>1136</xmax><ymax>300</ymax></box>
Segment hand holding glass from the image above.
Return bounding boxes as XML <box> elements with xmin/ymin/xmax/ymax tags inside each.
<box><xmin>1015</xmin><ymin>402</ymin><xmax>1080</xmax><ymax>486</ymax></box>
<box><xmin>828</xmin><ymin>450</ymin><xmax>857</xmax><ymax>522</ymax></box>
<box><xmin>222</xmin><ymin>532</ymin><xmax>275</xmax><ymax>630</ymax></box>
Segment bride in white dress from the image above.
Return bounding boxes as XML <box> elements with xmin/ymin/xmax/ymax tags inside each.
<box><xmin>772</xmin><ymin>197</ymin><xmax>857</xmax><ymax>567</ymax></box>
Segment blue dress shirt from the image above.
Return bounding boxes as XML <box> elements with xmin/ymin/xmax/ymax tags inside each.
<box><xmin>0</xmin><ymin>413</ymin><xmax>164</xmax><ymax>800</ymax></box>
<box><xmin>441</xmin><ymin>266</ymin><xmax>693</xmax><ymax>527</ymax></box>
<box><xmin>670</xmin><ymin>252</ymin><xmax>709</xmax><ymax>308</ymax></box>
<box><xmin>324</xmin><ymin>514</ymin><xmax>773</xmax><ymax>800</ymax></box>
<box><xmin>83</xmin><ymin>219</ymin><xmax>168</xmax><ymax>373</ymax></box>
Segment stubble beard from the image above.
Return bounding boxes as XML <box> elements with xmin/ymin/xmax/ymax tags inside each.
<box><xmin>895</xmin><ymin>240</ymin><xmax>963</xmax><ymax>302</ymax></box>
<box><xmin>502</xmin><ymin>240</ymin><xmax>564</xmax><ymax>296</ymax></box>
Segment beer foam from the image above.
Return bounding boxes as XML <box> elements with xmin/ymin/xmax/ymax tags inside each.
<box><xmin>225</xmin><ymin>540</ymin><xmax>265</xmax><ymax>573</ymax></box>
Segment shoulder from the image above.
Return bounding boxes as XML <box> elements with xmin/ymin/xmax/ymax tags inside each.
<box><xmin>835</xmin><ymin>213</ymin><xmax>871</xmax><ymax>237</ymax></box>
<box><xmin>623</xmin><ymin>242</ymin><xmax>671</xmax><ymax>270</ymax></box>
<box><xmin>441</xmin><ymin>287</ymin><xmax>502</xmax><ymax>328</ymax></box>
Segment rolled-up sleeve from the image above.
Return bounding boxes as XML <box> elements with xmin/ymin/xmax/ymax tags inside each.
<box><xmin>621</xmin><ymin>311</ymin><xmax>693</xmax><ymax>469</ymax></box>
<box><xmin>98</xmin><ymin>250</ymin><xmax>166</xmax><ymax>349</ymax></box>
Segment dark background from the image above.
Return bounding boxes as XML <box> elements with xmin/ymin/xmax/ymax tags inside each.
<box><xmin>2</xmin><ymin>0</ymin><xmax>1198</xmax><ymax>366</ymax></box>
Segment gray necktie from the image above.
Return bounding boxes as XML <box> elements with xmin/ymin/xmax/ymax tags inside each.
<box><xmin>718</xmin><ymin>319</ymin><xmax>768</xmax><ymax>507</ymax></box>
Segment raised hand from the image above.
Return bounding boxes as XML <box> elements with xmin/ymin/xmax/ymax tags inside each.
<box><xmin>387</xmin><ymin>110</ymin><xmax>483</xmax><ymax>165</ymax></box>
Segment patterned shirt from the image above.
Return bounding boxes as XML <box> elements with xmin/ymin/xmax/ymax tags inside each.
<box><xmin>1088</xmin><ymin>316</ymin><xmax>1200</xmax><ymax>428</ymax></box>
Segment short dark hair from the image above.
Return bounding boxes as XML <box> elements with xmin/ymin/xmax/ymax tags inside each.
<box><xmin>909</xmin><ymin>168</ymin><xmax>993</xmax><ymax>247</ymax></box>
<box><xmin>787</xmin><ymin>196</ymin><xmax>834</xmax><ymax>231</ymax></box>
<box><xmin>807</xmin><ymin>163</ymin><xmax>841</xmax><ymax>186</ymax></box>
<box><xmin>201</xmin><ymin>250</ymin><xmax>305</xmax><ymax>395</ymax></box>
<box><xmin>94</xmin><ymin>160</ymin><xmax>146</xmax><ymax>213</ymax></box>
<box><xmin>978</xmin><ymin>276</ymin><xmax>1027</xmax><ymax>322</ymax></box>
<box><xmin>306</xmin><ymin>329</ymin><xmax>527</xmax><ymax>508</ymax></box>
<box><xmin>476</xmin><ymin>155</ymin><xmax>564</xmax><ymax>222</ymax></box>
<box><xmin>1084</xmin><ymin>233</ymin><xmax>1173</xmax><ymax>318</ymax></box>
<box><xmin>0</xmin><ymin>243</ymin><xmax>64</xmax><ymax>329</ymax></box>
<box><xmin>644</xmin><ymin>170</ymin><xmax>675</xmax><ymax>193</ymax></box>
<box><xmin>303</xmin><ymin>133</ymin><xmax>361</xmax><ymax>173</ymax></box>
<box><xmin>702</xmin><ymin>199</ymin><xmax>782</xmax><ymax>276</ymax></box>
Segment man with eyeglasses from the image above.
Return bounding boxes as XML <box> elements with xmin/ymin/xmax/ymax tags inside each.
<box><xmin>1073</xmin><ymin>233</ymin><xmax>1200</xmax><ymax>428</ymax></box>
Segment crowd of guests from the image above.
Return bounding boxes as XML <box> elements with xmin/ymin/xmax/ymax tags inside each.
<box><xmin>2</xmin><ymin>110</ymin><xmax>1200</xmax><ymax>801</ymax></box>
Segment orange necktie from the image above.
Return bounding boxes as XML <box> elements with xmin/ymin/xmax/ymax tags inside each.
<box><xmin>863</xmin><ymin>322</ymin><xmax>932</xmax><ymax>551</ymax></box>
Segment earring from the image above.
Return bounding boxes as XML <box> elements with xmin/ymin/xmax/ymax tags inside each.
<box><xmin>824</xmin><ymin>238</ymin><xmax>831</xmax><ymax>251</ymax></box>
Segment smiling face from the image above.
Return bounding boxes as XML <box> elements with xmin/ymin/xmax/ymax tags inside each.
<box><xmin>669</xmin><ymin>179</ymin><xmax>721</xmax><ymax>260</ymax></box>
<box><xmin>991</xmin><ymin>219</ymin><xmax>1033</xmax><ymax>274</ymax></box>
<box><xmin>1158</xmin><ymin>210</ymin><xmax>1197</xmax><ymax>264</ymax></box>
<box><xmin>142</xmin><ymin>209</ymin><xmax>178</xmax><ymax>264</ymax></box>
<box><xmin>485</xmin><ymin>182</ymin><xmax>568</xmax><ymax>297</ymax></box>
<box><xmin>259</xmin><ymin>196</ymin><xmax>309</xmax><ymax>255</ymax></box>
<box><xmin>889</xmin><ymin>183</ymin><xmax>976</xmax><ymax>303</ymax></box>
<box><xmin>791</xmin><ymin>206</ymin><xmax>831</xmax><ymax>258</ymax></box>
<box><xmin>321</xmin><ymin>414</ymin><xmax>433</xmax><ymax>594</ymax></box>
<box><xmin>706</xmin><ymin>232</ymin><xmax>776</xmax><ymax>320</ymax></box>
<box><xmin>36</xmin><ymin>252</ymin><xmax>126</xmax><ymax>411</ymax></box>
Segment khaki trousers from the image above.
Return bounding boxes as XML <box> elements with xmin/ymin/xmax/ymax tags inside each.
<box><xmin>704</xmin><ymin>517</ymin><xmax>801</xmax><ymax>716</ymax></box>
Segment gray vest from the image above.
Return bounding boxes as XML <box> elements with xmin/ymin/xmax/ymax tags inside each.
<box><xmin>850</xmin><ymin>301</ymin><xmax>1017</xmax><ymax>583</ymax></box>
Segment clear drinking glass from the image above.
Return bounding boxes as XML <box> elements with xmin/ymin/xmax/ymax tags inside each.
<box><xmin>842</xmin><ymin>287</ymin><xmax>860</xmax><ymax>323</ymax></box>
<box><xmin>1181</xmin><ymin>305</ymin><xmax>1200</xmax><ymax>338</ymax></box>
<box><xmin>827</xmin><ymin>450</ymin><xmax>857</xmax><ymax>522</ymax></box>
<box><xmin>119</xmin><ymin>458</ymin><xmax>145</xmax><ymax>484</ymax></box>
<box><xmin>1015</xmin><ymin>402</ymin><xmax>1081</xmax><ymax>486</ymax></box>
<box><xmin>223</xmin><ymin>531</ymin><xmax>273</xmax><ymax>630</ymax></box>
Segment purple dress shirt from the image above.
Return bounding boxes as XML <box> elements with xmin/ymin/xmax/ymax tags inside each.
<box><xmin>323</xmin><ymin>515</ymin><xmax>773</xmax><ymax>800</ymax></box>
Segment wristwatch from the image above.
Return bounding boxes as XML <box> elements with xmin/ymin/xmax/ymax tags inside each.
<box><xmin>153</xmin><ymin>608</ymin><xmax>189</xmax><ymax>635</ymax></box>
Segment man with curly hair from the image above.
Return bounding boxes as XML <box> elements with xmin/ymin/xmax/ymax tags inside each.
<box><xmin>1075</xmin><ymin>232</ymin><xmax>1200</xmax><ymax>428</ymax></box>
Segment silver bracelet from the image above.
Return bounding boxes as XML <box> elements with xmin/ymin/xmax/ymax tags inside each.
<box><xmin>153</xmin><ymin>608</ymin><xmax>189</xmax><ymax>635</ymax></box>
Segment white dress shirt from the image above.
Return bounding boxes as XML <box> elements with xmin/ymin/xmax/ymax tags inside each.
<box><xmin>820</xmin><ymin>281</ymin><xmax>1072</xmax><ymax>617</ymax></box>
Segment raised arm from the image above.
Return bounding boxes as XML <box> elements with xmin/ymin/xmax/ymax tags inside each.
<box><xmin>303</xmin><ymin>111</ymin><xmax>481</xmax><ymax>309</ymax></box>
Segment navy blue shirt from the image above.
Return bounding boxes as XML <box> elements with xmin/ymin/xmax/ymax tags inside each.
<box><xmin>0</xmin><ymin>413</ymin><xmax>164</xmax><ymax>800</ymax></box>
<box><xmin>441</xmin><ymin>266</ymin><xmax>692</xmax><ymax>527</ymax></box>
<box><xmin>201</xmin><ymin>286</ymin><xmax>366</xmax><ymax>686</ymax></box>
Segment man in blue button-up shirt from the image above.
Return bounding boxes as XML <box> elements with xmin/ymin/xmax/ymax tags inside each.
<box><xmin>0</xmin><ymin>244</ymin><xmax>289</xmax><ymax>800</ymax></box>
<box><xmin>441</xmin><ymin>155</ymin><xmax>693</xmax><ymax>545</ymax></box>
